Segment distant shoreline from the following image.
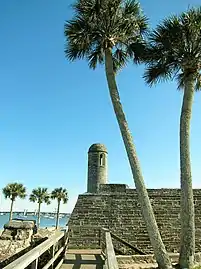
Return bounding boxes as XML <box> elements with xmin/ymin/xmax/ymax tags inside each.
<box><xmin>0</xmin><ymin>213</ymin><xmax>69</xmax><ymax>229</ymax></box>
<box><xmin>0</xmin><ymin>212</ymin><xmax>71</xmax><ymax>215</ymax></box>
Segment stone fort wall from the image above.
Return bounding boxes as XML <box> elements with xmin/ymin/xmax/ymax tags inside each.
<box><xmin>68</xmin><ymin>184</ymin><xmax>201</xmax><ymax>254</ymax></box>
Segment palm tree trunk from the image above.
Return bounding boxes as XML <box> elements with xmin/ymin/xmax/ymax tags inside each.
<box><xmin>9</xmin><ymin>199</ymin><xmax>14</xmax><ymax>222</ymax></box>
<box><xmin>104</xmin><ymin>48</ymin><xmax>172</xmax><ymax>269</ymax></box>
<box><xmin>179</xmin><ymin>77</ymin><xmax>195</xmax><ymax>269</ymax></box>
<box><xmin>37</xmin><ymin>203</ymin><xmax>41</xmax><ymax>228</ymax></box>
<box><xmin>56</xmin><ymin>200</ymin><xmax>60</xmax><ymax>229</ymax></box>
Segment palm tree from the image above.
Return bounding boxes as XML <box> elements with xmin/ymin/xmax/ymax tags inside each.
<box><xmin>64</xmin><ymin>1</ymin><xmax>172</xmax><ymax>268</ymax></box>
<box><xmin>142</xmin><ymin>7</ymin><xmax>201</xmax><ymax>269</ymax></box>
<box><xmin>51</xmin><ymin>188</ymin><xmax>68</xmax><ymax>229</ymax></box>
<box><xmin>2</xmin><ymin>183</ymin><xmax>26</xmax><ymax>221</ymax></box>
<box><xmin>29</xmin><ymin>187</ymin><xmax>51</xmax><ymax>228</ymax></box>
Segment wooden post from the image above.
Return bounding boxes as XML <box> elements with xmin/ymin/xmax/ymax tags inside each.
<box><xmin>31</xmin><ymin>258</ymin><xmax>38</xmax><ymax>269</ymax></box>
<box><xmin>51</xmin><ymin>244</ymin><xmax>55</xmax><ymax>269</ymax></box>
<box><xmin>99</xmin><ymin>228</ymin><xmax>102</xmax><ymax>248</ymax></box>
<box><xmin>64</xmin><ymin>230</ymin><xmax>68</xmax><ymax>253</ymax></box>
<box><xmin>105</xmin><ymin>231</ymin><xmax>119</xmax><ymax>269</ymax></box>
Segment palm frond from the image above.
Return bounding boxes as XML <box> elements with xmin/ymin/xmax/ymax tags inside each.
<box><xmin>143</xmin><ymin>7</ymin><xmax>201</xmax><ymax>89</ymax></box>
<box><xmin>29</xmin><ymin>187</ymin><xmax>50</xmax><ymax>205</ymax></box>
<box><xmin>175</xmin><ymin>72</ymin><xmax>187</xmax><ymax>90</ymax></box>
<box><xmin>127</xmin><ymin>40</ymin><xmax>147</xmax><ymax>64</ymax></box>
<box><xmin>112</xmin><ymin>48</ymin><xmax>128</xmax><ymax>72</ymax></box>
<box><xmin>63</xmin><ymin>197</ymin><xmax>68</xmax><ymax>204</ymax></box>
<box><xmin>64</xmin><ymin>17</ymin><xmax>94</xmax><ymax>61</ymax></box>
<box><xmin>64</xmin><ymin>0</ymin><xmax>148</xmax><ymax>72</ymax></box>
<box><xmin>175</xmin><ymin>71</ymin><xmax>201</xmax><ymax>91</ymax></box>
<box><xmin>87</xmin><ymin>46</ymin><xmax>104</xmax><ymax>69</ymax></box>
<box><xmin>29</xmin><ymin>194</ymin><xmax>37</xmax><ymax>203</ymax></box>
<box><xmin>72</xmin><ymin>0</ymin><xmax>102</xmax><ymax>19</ymax></box>
<box><xmin>122</xmin><ymin>0</ymin><xmax>148</xmax><ymax>35</ymax></box>
<box><xmin>2</xmin><ymin>186</ymin><xmax>12</xmax><ymax>199</ymax></box>
<box><xmin>51</xmin><ymin>187</ymin><xmax>68</xmax><ymax>204</ymax></box>
<box><xmin>19</xmin><ymin>192</ymin><xmax>26</xmax><ymax>199</ymax></box>
<box><xmin>44</xmin><ymin>195</ymin><xmax>51</xmax><ymax>205</ymax></box>
<box><xmin>195</xmin><ymin>73</ymin><xmax>201</xmax><ymax>91</ymax></box>
<box><xmin>64</xmin><ymin>44</ymin><xmax>87</xmax><ymax>61</ymax></box>
<box><xmin>123</xmin><ymin>0</ymin><xmax>140</xmax><ymax>16</ymax></box>
<box><xmin>2</xmin><ymin>183</ymin><xmax>26</xmax><ymax>201</ymax></box>
<box><xmin>143</xmin><ymin>64</ymin><xmax>174</xmax><ymax>86</ymax></box>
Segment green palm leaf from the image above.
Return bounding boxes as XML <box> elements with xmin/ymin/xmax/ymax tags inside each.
<box><xmin>51</xmin><ymin>187</ymin><xmax>68</xmax><ymax>204</ymax></box>
<box><xmin>2</xmin><ymin>183</ymin><xmax>26</xmax><ymax>222</ymax></box>
<box><xmin>143</xmin><ymin>7</ymin><xmax>201</xmax><ymax>89</ymax></box>
<box><xmin>29</xmin><ymin>187</ymin><xmax>50</xmax><ymax>205</ymax></box>
<box><xmin>29</xmin><ymin>187</ymin><xmax>50</xmax><ymax>228</ymax></box>
<box><xmin>64</xmin><ymin>0</ymin><xmax>148</xmax><ymax>72</ymax></box>
<box><xmin>51</xmin><ymin>187</ymin><xmax>68</xmax><ymax>229</ymax></box>
<box><xmin>2</xmin><ymin>183</ymin><xmax>26</xmax><ymax>201</ymax></box>
<box><xmin>64</xmin><ymin>2</ymin><xmax>174</xmax><ymax>268</ymax></box>
<box><xmin>142</xmin><ymin>7</ymin><xmax>201</xmax><ymax>268</ymax></box>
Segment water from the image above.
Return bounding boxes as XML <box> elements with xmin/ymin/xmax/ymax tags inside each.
<box><xmin>0</xmin><ymin>213</ymin><xmax>69</xmax><ymax>229</ymax></box>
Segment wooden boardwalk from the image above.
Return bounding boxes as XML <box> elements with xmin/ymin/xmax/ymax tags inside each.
<box><xmin>60</xmin><ymin>249</ymin><xmax>105</xmax><ymax>269</ymax></box>
<box><xmin>3</xmin><ymin>228</ymin><xmax>120</xmax><ymax>269</ymax></box>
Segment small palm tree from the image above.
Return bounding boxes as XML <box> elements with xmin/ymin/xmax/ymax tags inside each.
<box><xmin>29</xmin><ymin>187</ymin><xmax>51</xmax><ymax>228</ymax></box>
<box><xmin>51</xmin><ymin>188</ymin><xmax>68</xmax><ymax>229</ymax></box>
<box><xmin>2</xmin><ymin>183</ymin><xmax>26</xmax><ymax>221</ymax></box>
<box><xmin>64</xmin><ymin>0</ymin><xmax>171</xmax><ymax>268</ymax></box>
<box><xmin>142</xmin><ymin>7</ymin><xmax>201</xmax><ymax>269</ymax></box>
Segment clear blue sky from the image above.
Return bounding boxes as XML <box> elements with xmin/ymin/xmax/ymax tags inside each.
<box><xmin>0</xmin><ymin>0</ymin><xmax>201</xmax><ymax>212</ymax></box>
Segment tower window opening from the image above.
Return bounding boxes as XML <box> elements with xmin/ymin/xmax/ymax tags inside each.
<box><xmin>100</xmin><ymin>154</ymin><xmax>104</xmax><ymax>166</ymax></box>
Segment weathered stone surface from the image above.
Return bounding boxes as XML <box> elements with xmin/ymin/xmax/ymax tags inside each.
<box><xmin>88</xmin><ymin>143</ymin><xmax>108</xmax><ymax>153</ymax></box>
<box><xmin>116</xmin><ymin>253</ymin><xmax>201</xmax><ymax>269</ymax></box>
<box><xmin>0</xmin><ymin>238</ymin><xmax>31</xmax><ymax>263</ymax></box>
<box><xmin>0</xmin><ymin>229</ymin><xmax>13</xmax><ymax>240</ymax></box>
<box><xmin>1</xmin><ymin>220</ymin><xmax>35</xmax><ymax>242</ymax></box>
<box><xmin>0</xmin><ymin>220</ymin><xmax>36</xmax><ymax>263</ymax></box>
<box><xmin>99</xmin><ymin>184</ymin><xmax>129</xmax><ymax>193</ymax></box>
<box><xmin>4</xmin><ymin>220</ymin><xmax>35</xmax><ymax>230</ymax></box>
<box><xmin>0</xmin><ymin>233</ymin><xmax>48</xmax><ymax>267</ymax></box>
<box><xmin>87</xmin><ymin>143</ymin><xmax>108</xmax><ymax>193</ymax></box>
<box><xmin>68</xmin><ymin>185</ymin><xmax>201</xmax><ymax>254</ymax></box>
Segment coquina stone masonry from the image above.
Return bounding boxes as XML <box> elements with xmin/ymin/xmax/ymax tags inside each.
<box><xmin>87</xmin><ymin>143</ymin><xmax>108</xmax><ymax>193</ymax></box>
<box><xmin>68</xmin><ymin>144</ymin><xmax>201</xmax><ymax>253</ymax></box>
<box><xmin>68</xmin><ymin>185</ymin><xmax>201</xmax><ymax>253</ymax></box>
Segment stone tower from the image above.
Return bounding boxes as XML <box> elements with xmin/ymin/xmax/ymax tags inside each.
<box><xmin>87</xmin><ymin>143</ymin><xmax>108</xmax><ymax>193</ymax></box>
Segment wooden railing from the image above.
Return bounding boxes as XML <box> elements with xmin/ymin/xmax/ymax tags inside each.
<box><xmin>67</xmin><ymin>225</ymin><xmax>119</xmax><ymax>268</ymax></box>
<box><xmin>3</xmin><ymin>225</ymin><xmax>144</xmax><ymax>269</ymax></box>
<box><xmin>4</xmin><ymin>228</ymin><xmax>69</xmax><ymax>269</ymax></box>
<box><xmin>68</xmin><ymin>225</ymin><xmax>146</xmax><ymax>269</ymax></box>
<box><xmin>101</xmin><ymin>228</ymin><xmax>119</xmax><ymax>269</ymax></box>
<box><xmin>109</xmin><ymin>231</ymin><xmax>146</xmax><ymax>255</ymax></box>
<box><xmin>69</xmin><ymin>225</ymin><xmax>145</xmax><ymax>255</ymax></box>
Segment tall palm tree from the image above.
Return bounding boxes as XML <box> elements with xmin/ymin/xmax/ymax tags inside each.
<box><xmin>51</xmin><ymin>188</ymin><xmax>68</xmax><ymax>229</ymax></box>
<box><xmin>29</xmin><ymin>187</ymin><xmax>51</xmax><ymax>228</ymax></box>
<box><xmin>64</xmin><ymin>1</ymin><xmax>172</xmax><ymax>268</ymax></box>
<box><xmin>2</xmin><ymin>183</ymin><xmax>26</xmax><ymax>221</ymax></box>
<box><xmin>142</xmin><ymin>7</ymin><xmax>201</xmax><ymax>269</ymax></box>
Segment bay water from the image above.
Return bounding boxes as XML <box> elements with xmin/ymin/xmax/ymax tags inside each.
<box><xmin>0</xmin><ymin>213</ymin><xmax>69</xmax><ymax>229</ymax></box>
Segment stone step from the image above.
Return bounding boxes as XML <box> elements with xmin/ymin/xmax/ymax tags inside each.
<box><xmin>60</xmin><ymin>250</ymin><xmax>105</xmax><ymax>269</ymax></box>
<box><xmin>67</xmin><ymin>249</ymin><xmax>102</xmax><ymax>255</ymax></box>
<box><xmin>118</xmin><ymin>263</ymin><xmax>157</xmax><ymax>269</ymax></box>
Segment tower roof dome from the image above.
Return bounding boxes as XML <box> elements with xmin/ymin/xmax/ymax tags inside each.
<box><xmin>88</xmin><ymin>143</ymin><xmax>107</xmax><ymax>153</ymax></box>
